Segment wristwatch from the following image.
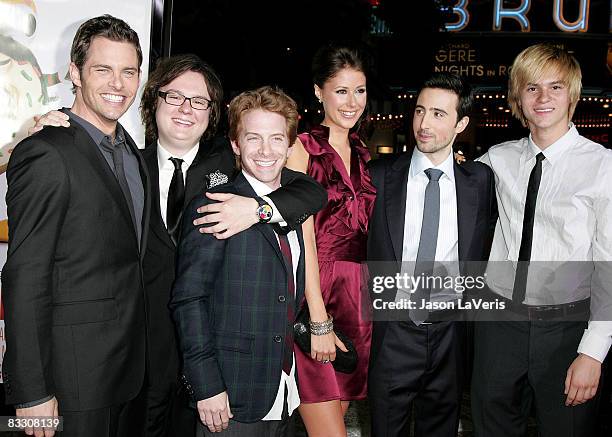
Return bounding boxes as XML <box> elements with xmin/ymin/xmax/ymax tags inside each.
<box><xmin>255</xmin><ymin>197</ymin><xmax>273</xmax><ymax>223</ymax></box>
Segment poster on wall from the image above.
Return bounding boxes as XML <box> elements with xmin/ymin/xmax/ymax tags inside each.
<box><xmin>0</xmin><ymin>0</ymin><xmax>154</xmax><ymax>382</ymax></box>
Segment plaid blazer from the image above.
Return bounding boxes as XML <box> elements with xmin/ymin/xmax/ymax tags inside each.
<box><xmin>170</xmin><ymin>170</ymin><xmax>305</xmax><ymax>423</ymax></box>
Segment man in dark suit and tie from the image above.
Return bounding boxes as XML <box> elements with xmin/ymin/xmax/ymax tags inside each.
<box><xmin>3</xmin><ymin>15</ymin><xmax>150</xmax><ymax>437</ymax></box>
<box><xmin>138</xmin><ymin>55</ymin><xmax>325</xmax><ymax>436</ymax></box>
<box><xmin>170</xmin><ymin>86</ymin><xmax>305</xmax><ymax>436</ymax></box>
<box><xmin>367</xmin><ymin>73</ymin><xmax>497</xmax><ymax>437</ymax></box>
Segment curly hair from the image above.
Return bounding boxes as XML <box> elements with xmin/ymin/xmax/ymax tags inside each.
<box><xmin>140</xmin><ymin>54</ymin><xmax>223</xmax><ymax>143</ymax></box>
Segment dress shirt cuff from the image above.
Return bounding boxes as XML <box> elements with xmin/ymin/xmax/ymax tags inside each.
<box><xmin>262</xmin><ymin>196</ymin><xmax>286</xmax><ymax>226</ymax></box>
<box><xmin>577</xmin><ymin>321</ymin><xmax>612</xmax><ymax>363</ymax></box>
<box><xmin>14</xmin><ymin>394</ymin><xmax>54</xmax><ymax>409</ymax></box>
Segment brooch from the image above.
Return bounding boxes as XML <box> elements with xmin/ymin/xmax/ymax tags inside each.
<box><xmin>205</xmin><ymin>170</ymin><xmax>229</xmax><ymax>188</ymax></box>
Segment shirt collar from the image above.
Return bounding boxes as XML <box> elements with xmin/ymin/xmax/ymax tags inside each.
<box><xmin>409</xmin><ymin>147</ymin><xmax>455</xmax><ymax>182</ymax></box>
<box><xmin>526</xmin><ymin>123</ymin><xmax>578</xmax><ymax>166</ymax></box>
<box><xmin>66</xmin><ymin>108</ymin><xmax>124</xmax><ymax>147</ymax></box>
<box><xmin>242</xmin><ymin>170</ymin><xmax>278</xmax><ymax>197</ymax></box>
<box><xmin>157</xmin><ymin>141</ymin><xmax>199</xmax><ymax>171</ymax></box>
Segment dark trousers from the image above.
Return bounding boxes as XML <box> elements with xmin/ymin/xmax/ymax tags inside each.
<box><xmin>196</xmin><ymin>387</ymin><xmax>294</xmax><ymax>437</ymax></box>
<box><xmin>369</xmin><ymin>321</ymin><xmax>464</xmax><ymax>437</ymax></box>
<box><xmin>197</xmin><ymin>416</ymin><xmax>293</xmax><ymax>437</ymax></box>
<box><xmin>144</xmin><ymin>380</ymin><xmax>196</xmax><ymax>437</ymax></box>
<box><xmin>471</xmin><ymin>321</ymin><xmax>598</xmax><ymax>437</ymax></box>
<box><xmin>59</xmin><ymin>388</ymin><xmax>146</xmax><ymax>437</ymax></box>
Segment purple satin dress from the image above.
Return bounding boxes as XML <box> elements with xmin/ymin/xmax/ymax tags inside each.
<box><xmin>296</xmin><ymin>125</ymin><xmax>375</xmax><ymax>402</ymax></box>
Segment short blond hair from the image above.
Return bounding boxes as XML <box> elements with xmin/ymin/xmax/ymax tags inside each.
<box><xmin>228</xmin><ymin>86</ymin><xmax>298</xmax><ymax>146</ymax></box>
<box><xmin>508</xmin><ymin>43</ymin><xmax>582</xmax><ymax>127</ymax></box>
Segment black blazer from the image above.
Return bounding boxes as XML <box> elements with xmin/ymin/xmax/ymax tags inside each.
<box><xmin>367</xmin><ymin>151</ymin><xmax>497</xmax><ymax>363</ymax></box>
<box><xmin>170</xmin><ymin>171</ymin><xmax>305</xmax><ymax>423</ymax></box>
<box><xmin>142</xmin><ymin>137</ymin><xmax>326</xmax><ymax>386</ymax></box>
<box><xmin>2</xmin><ymin>122</ymin><xmax>151</xmax><ymax>411</ymax></box>
<box><xmin>142</xmin><ymin>136</ymin><xmax>235</xmax><ymax>387</ymax></box>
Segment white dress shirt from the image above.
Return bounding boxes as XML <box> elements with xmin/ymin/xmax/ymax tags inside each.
<box><xmin>157</xmin><ymin>142</ymin><xmax>199</xmax><ymax>228</ymax></box>
<box><xmin>157</xmin><ymin>141</ymin><xmax>284</xmax><ymax>229</ymax></box>
<box><xmin>478</xmin><ymin>124</ymin><xmax>612</xmax><ymax>362</ymax></box>
<box><xmin>399</xmin><ymin>149</ymin><xmax>460</xmax><ymax>302</ymax></box>
<box><xmin>242</xmin><ymin>171</ymin><xmax>300</xmax><ymax>419</ymax></box>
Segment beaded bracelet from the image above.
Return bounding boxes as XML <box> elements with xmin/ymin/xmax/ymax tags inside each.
<box><xmin>310</xmin><ymin>314</ymin><xmax>334</xmax><ymax>336</ymax></box>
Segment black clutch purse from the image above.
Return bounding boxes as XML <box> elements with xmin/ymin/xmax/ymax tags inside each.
<box><xmin>293</xmin><ymin>304</ymin><xmax>358</xmax><ymax>374</ymax></box>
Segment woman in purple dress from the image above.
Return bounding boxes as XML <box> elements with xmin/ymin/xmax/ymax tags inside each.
<box><xmin>287</xmin><ymin>44</ymin><xmax>375</xmax><ymax>436</ymax></box>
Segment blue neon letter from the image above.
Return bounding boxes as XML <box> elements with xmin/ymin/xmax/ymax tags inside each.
<box><xmin>553</xmin><ymin>0</ymin><xmax>590</xmax><ymax>32</ymax></box>
<box><xmin>493</xmin><ymin>0</ymin><xmax>531</xmax><ymax>31</ymax></box>
<box><xmin>444</xmin><ymin>0</ymin><xmax>470</xmax><ymax>32</ymax></box>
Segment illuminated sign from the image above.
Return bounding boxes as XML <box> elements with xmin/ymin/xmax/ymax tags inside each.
<box><xmin>444</xmin><ymin>0</ymin><xmax>591</xmax><ymax>32</ymax></box>
<box><xmin>433</xmin><ymin>42</ymin><xmax>510</xmax><ymax>79</ymax></box>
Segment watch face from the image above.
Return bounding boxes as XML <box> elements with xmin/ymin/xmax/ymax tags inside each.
<box><xmin>257</xmin><ymin>204</ymin><xmax>273</xmax><ymax>222</ymax></box>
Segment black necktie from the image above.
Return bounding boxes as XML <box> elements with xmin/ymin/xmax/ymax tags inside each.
<box><xmin>512</xmin><ymin>152</ymin><xmax>546</xmax><ymax>304</ymax></box>
<box><xmin>167</xmin><ymin>157</ymin><xmax>185</xmax><ymax>245</ymax></box>
<box><xmin>410</xmin><ymin>168</ymin><xmax>443</xmax><ymax>325</ymax></box>
<box><xmin>101</xmin><ymin>136</ymin><xmax>136</xmax><ymax>230</ymax></box>
<box><xmin>278</xmin><ymin>233</ymin><xmax>295</xmax><ymax>374</ymax></box>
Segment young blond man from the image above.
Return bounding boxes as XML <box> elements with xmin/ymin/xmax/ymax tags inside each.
<box><xmin>473</xmin><ymin>43</ymin><xmax>612</xmax><ymax>437</ymax></box>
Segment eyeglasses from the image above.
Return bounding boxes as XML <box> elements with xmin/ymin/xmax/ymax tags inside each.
<box><xmin>158</xmin><ymin>91</ymin><xmax>212</xmax><ymax>110</ymax></box>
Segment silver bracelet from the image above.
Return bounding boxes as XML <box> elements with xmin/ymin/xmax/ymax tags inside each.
<box><xmin>310</xmin><ymin>314</ymin><xmax>334</xmax><ymax>336</ymax></box>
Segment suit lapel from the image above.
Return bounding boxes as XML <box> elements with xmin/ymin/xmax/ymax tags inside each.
<box><xmin>71</xmin><ymin>125</ymin><xmax>136</xmax><ymax>240</ymax></box>
<box><xmin>143</xmin><ymin>145</ymin><xmax>175</xmax><ymax>251</ymax></box>
<box><xmin>454</xmin><ymin>162</ymin><xmax>479</xmax><ymax>262</ymax></box>
<box><xmin>385</xmin><ymin>152</ymin><xmax>412</xmax><ymax>263</ymax></box>
<box><xmin>294</xmin><ymin>226</ymin><xmax>305</xmax><ymax>309</ymax></box>
<box><xmin>183</xmin><ymin>143</ymin><xmax>211</xmax><ymax>210</ymax></box>
<box><xmin>126</xmin><ymin>135</ymin><xmax>151</xmax><ymax>259</ymax></box>
<box><xmin>233</xmin><ymin>173</ymin><xmax>286</xmax><ymax>268</ymax></box>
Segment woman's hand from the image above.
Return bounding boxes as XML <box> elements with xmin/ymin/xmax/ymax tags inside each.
<box><xmin>334</xmin><ymin>332</ymin><xmax>348</xmax><ymax>353</ymax></box>
<box><xmin>311</xmin><ymin>331</ymin><xmax>336</xmax><ymax>363</ymax></box>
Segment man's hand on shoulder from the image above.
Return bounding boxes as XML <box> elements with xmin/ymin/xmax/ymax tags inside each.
<box><xmin>28</xmin><ymin>111</ymin><xmax>69</xmax><ymax>136</ymax></box>
<box><xmin>564</xmin><ymin>353</ymin><xmax>601</xmax><ymax>406</ymax></box>
<box><xmin>195</xmin><ymin>193</ymin><xmax>258</xmax><ymax>239</ymax></box>
<box><xmin>16</xmin><ymin>396</ymin><xmax>58</xmax><ymax>437</ymax></box>
<box><xmin>197</xmin><ymin>391</ymin><xmax>233</xmax><ymax>433</ymax></box>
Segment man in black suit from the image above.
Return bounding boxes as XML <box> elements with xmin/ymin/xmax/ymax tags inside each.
<box><xmin>367</xmin><ymin>73</ymin><xmax>497</xmax><ymax>437</ymax></box>
<box><xmin>3</xmin><ymin>15</ymin><xmax>150</xmax><ymax>437</ymax></box>
<box><xmin>171</xmin><ymin>86</ymin><xmax>305</xmax><ymax>436</ymax></box>
<box><xmin>138</xmin><ymin>55</ymin><xmax>325</xmax><ymax>436</ymax></box>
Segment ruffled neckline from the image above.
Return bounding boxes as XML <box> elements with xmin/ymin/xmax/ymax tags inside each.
<box><xmin>299</xmin><ymin>124</ymin><xmax>376</xmax><ymax>234</ymax></box>
<box><xmin>305</xmin><ymin>124</ymin><xmax>367</xmax><ymax>158</ymax></box>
